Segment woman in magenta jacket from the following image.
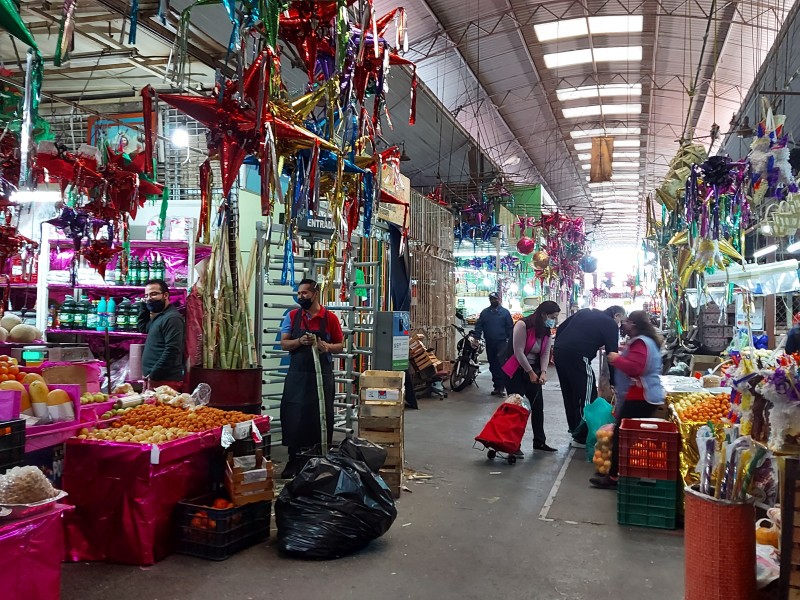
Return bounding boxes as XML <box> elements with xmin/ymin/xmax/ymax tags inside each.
<box><xmin>501</xmin><ymin>300</ymin><xmax>561</xmax><ymax>458</ymax></box>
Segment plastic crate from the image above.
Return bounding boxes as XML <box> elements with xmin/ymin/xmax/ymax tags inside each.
<box><xmin>175</xmin><ymin>495</ymin><xmax>271</xmax><ymax>560</ymax></box>
<box><xmin>0</xmin><ymin>419</ymin><xmax>25</xmax><ymax>473</ymax></box>
<box><xmin>617</xmin><ymin>476</ymin><xmax>679</xmax><ymax>530</ymax></box>
<box><xmin>618</xmin><ymin>418</ymin><xmax>679</xmax><ymax>480</ymax></box>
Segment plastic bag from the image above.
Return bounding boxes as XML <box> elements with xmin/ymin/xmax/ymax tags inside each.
<box><xmin>504</xmin><ymin>393</ymin><xmax>531</xmax><ymax>412</ymax></box>
<box><xmin>592</xmin><ymin>424</ymin><xmax>614</xmax><ymax>474</ymax></box>
<box><xmin>275</xmin><ymin>454</ymin><xmax>397</xmax><ymax>559</ymax></box>
<box><xmin>584</xmin><ymin>397</ymin><xmax>614</xmax><ymax>462</ymax></box>
<box><xmin>338</xmin><ymin>437</ymin><xmax>388</xmax><ymax>473</ymax></box>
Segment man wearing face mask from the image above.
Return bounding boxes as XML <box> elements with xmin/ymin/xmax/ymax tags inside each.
<box><xmin>279</xmin><ymin>278</ymin><xmax>344</xmax><ymax>478</ymax></box>
<box><xmin>138</xmin><ymin>279</ymin><xmax>186</xmax><ymax>390</ymax></box>
<box><xmin>474</xmin><ymin>292</ymin><xmax>514</xmax><ymax>397</ymax></box>
<box><xmin>553</xmin><ymin>305</ymin><xmax>625</xmax><ymax>447</ymax></box>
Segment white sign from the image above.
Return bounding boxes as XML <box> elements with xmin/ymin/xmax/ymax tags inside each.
<box><xmin>735</xmin><ymin>295</ymin><xmax>764</xmax><ymax>330</ymax></box>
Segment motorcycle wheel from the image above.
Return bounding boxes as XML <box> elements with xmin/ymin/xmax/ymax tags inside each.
<box><xmin>450</xmin><ymin>358</ymin><xmax>472</xmax><ymax>392</ymax></box>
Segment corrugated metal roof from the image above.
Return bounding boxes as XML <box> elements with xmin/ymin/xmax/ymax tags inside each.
<box><xmin>394</xmin><ymin>0</ymin><xmax>798</xmax><ymax>244</ymax></box>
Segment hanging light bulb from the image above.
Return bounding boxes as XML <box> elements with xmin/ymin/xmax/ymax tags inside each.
<box><xmin>509</xmin><ymin>282</ymin><xmax>519</xmax><ymax>294</ymax></box>
<box><xmin>523</xmin><ymin>284</ymin><xmax>534</xmax><ymax>295</ymax></box>
<box><xmin>482</xmin><ymin>277</ymin><xmax>492</xmax><ymax>287</ymax></box>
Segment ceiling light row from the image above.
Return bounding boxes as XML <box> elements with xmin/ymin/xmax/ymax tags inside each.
<box><xmin>577</xmin><ymin>151</ymin><xmax>640</xmax><ymax>160</ymax></box>
<box><xmin>574</xmin><ymin>139</ymin><xmax>640</xmax><ymax>151</ymax></box>
<box><xmin>535</xmin><ymin>15</ymin><xmax>644</xmax><ymax>42</ymax></box>
<box><xmin>581</xmin><ymin>163</ymin><xmax>640</xmax><ymax>171</ymax></box>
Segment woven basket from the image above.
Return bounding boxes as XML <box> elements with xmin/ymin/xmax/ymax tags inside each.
<box><xmin>684</xmin><ymin>485</ymin><xmax>756</xmax><ymax>600</ymax></box>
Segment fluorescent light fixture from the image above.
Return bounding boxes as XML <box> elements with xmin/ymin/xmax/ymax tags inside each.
<box><xmin>563</xmin><ymin>104</ymin><xmax>641</xmax><ymax>119</ymax></box>
<box><xmin>578</xmin><ymin>151</ymin><xmax>641</xmax><ymax>161</ymax></box>
<box><xmin>752</xmin><ymin>244</ymin><xmax>778</xmax><ymax>259</ymax></box>
<box><xmin>573</xmin><ymin>139</ymin><xmax>641</xmax><ymax>151</ymax></box>
<box><xmin>171</xmin><ymin>128</ymin><xmax>190</xmax><ymax>148</ymax></box>
<box><xmin>556</xmin><ymin>83</ymin><xmax>642</xmax><ymax>102</ymax></box>
<box><xmin>599</xmin><ymin>202</ymin><xmax>637</xmax><ymax>209</ymax></box>
<box><xmin>581</xmin><ymin>162</ymin><xmax>640</xmax><ymax>170</ymax></box>
<box><xmin>10</xmin><ymin>190</ymin><xmax>60</xmax><ymax>203</ymax></box>
<box><xmin>592</xmin><ymin>191</ymin><xmax>639</xmax><ymax>197</ymax></box>
<box><xmin>787</xmin><ymin>241</ymin><xmax>800</xmax><ymax>253</ymax></box>
<box><xmin>570</xmin><ymin>127</ymin><xmax>641</xmax><ymax>139</ymax></box>
<box><xmin>534</xmin><ymin>15</ymin><xmax>643</xmax><ymax>42</ymax></box>
<box><xmin>544</xmin><ymin>46</ymin><xmax>642</xmax><ymax>69</ymax></box>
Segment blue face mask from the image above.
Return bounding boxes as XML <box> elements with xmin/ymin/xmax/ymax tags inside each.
<box><xmin>545</xmin><ymin>318</ymin><xmax>556</xmax><ymax>328</ymax></box>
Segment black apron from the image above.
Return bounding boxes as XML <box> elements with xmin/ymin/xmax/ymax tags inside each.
<box><xmin>280</xmin><ymin>309</ymin><xmax>335</xmax><ymax>450</ymax></box>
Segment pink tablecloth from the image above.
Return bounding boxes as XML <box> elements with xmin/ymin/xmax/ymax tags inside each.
<box><xmin>62</xmin><ymin>418</ymin><xmax>269</xmax><ymax>565</ymax></box>
<box><xmin>0</xmin><ymin>504</ymin><xmax>71</xmax><ymax>600</ymax></box>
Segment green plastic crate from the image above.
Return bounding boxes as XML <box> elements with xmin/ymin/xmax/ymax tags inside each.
<box><xmin>617</xmin><ymin>476</ymin><xmax>678</xmax><ymax>530</ymax></box>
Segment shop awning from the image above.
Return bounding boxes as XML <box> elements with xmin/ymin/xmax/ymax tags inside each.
<box><xmin>703</xmin><ymin>260</ymin><xmax>800</xmax><ymax>295</ymax></box>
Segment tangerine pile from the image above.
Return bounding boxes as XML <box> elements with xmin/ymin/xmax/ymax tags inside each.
<box><xmin>110</xmin><ymin>403</ymin><xmax>255</xmax><ymax>433</ymax></box>
<box><xmin>0</xmin><ymin>355</ymin><xmax>24</xmax><ymax>382</ymax></box>
<box><xmin>676</xmin><ymin>392</ymin><xmax>731</xmax><ymax>424</ymax></box>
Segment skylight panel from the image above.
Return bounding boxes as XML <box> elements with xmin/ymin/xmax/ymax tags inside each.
<box><xmin>578</xmin><ymin>151</ymin><xmax>641</xmax><ymax>161</ymax></box>
<box><xmin>534</xmin><ymin>15</ymin><xmax>643</xmax><ymax>42</ymax></box>
<box><xmin>556</xmin><ymin>83</ymin><xmax>642</xmax><ymax>102</ymax></box>
<box><xmin>589</xmin><ymin>15</ymin><xmax>643</xmax><ymax>35</ymax></box>
<box><xmin>570</xmin><ymin>127</ymin><xmax>641</xmax><ymax>138</ymax></box>
<box><xmin>534</xmin><ymin>18</ymin><xmax>588</xmax><ymax>42</ymax></box>
<box><xmin>592</xmin><ymin>46</ymin><xmax>643</xmax><ymax>62</ymax></box>
<box><xmin>543</xmin><ymin>49</ymin><xmax>593</xmax><ymax>68</ymax></box>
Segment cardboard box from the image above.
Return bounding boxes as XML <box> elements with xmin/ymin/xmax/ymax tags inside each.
<box><xmin>362</xmin><ymin>388</ymin><xmax>402</xmax><ymax>402</ymax></box>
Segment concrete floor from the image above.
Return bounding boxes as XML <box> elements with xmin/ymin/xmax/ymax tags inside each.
<box><xmin>61</xmin><ymin>368</ymin><xmax>685</xmax><ymax>600</ymax></box>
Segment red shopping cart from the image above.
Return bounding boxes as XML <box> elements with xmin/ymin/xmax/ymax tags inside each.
<box><xmin>474</xmin><ymin>400</ymin><xmax>530</xmax><ymax>465</ymax></box>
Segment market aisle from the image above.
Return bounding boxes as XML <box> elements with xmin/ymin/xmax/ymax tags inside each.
<box><xmin>61</xmin><ymin>370</ymin><xmax>684</xmax><ymax>600</ymax></box>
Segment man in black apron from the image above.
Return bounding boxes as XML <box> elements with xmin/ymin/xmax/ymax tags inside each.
<box><xmin>279</xmin><ymin>279</ymin><xmax>344</xmax><ymax>478</ymax></box>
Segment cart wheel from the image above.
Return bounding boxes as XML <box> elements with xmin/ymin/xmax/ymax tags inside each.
<box><xmin>508</xmin><ymin>455</ymin><xmax>517</xmax><ymax>465</ymax></box>
<box><xmin>487</xmin><ymin>450</ymin><xmax>496</xmax><ymax>460</ymax></box>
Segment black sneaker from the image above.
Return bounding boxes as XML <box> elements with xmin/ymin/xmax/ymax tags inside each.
<box><xmin>589</xmin><ymin>474</ymin><xmax>618</xmax><ymax>489</ymax></box>
<box><xmin>490</xmin><ymin>389</ymin><xmax>506</xmax><ymax>397</ymax></box>
<box><xmin>533</xmin><ymin>443</ymin><xmax>558</xmax><ymax>452</ymax></box>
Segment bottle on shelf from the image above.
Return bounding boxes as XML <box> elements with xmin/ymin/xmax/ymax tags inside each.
<box><xmin>140</xmin><ymin>258</ymin><xmax>150</xmax><ymax>286</ymax></box>
<box><xmin>114</xmin><ymin>260</ymin><xmax>123</xmax><ymax>286</ymax></box>
<box><xmin>59</xmin><ymin>297</ymin><xmax>75</xmax><ymax>330</ymax></box>
<box><xmin>107</xmin><ymin>297</ymin><xmax>117</xmax><ymax>331</ymax></box>
<box><xmin>153</xmin><ymin>258</ymin><xmax>164</xmax><ymax>281</ymax></box>
<box><xmin>96</xmin><ymin>297</ymin><xmax>108</xmax><ymax>331</ymax></box>
<box><xmin>118</xmin><ymin>298</ymin><xmax>132</xmax><ymax>332</ymax></box>
<box><xmin>47</xmin><ymin>304</ymin><xmax>56</xmax><ymax>329</ymax></box>
<box><xmin>127</xmin><ymin>257</ymin><xmax>140</xmax><ymax>286</ymax></box>
<box><xmin>73</xmin><ymin>296</ymin><xmax>89</xmax><ymax>330</ymax></box>
<box><xmin>86</xmin><ymin>300</ymin><xmax>99</xmax><ymax>330</ymax></box>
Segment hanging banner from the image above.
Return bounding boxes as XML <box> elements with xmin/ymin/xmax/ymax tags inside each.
<box><xmin>590</xmin><ymin>136</ymin><xmax>614</xmax><ymax>183</ymax></box>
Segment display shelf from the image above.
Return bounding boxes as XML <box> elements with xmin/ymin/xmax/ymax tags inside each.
<box><xmin>48</xmin><ymin>283</ymin><xmax>189</xmax><ymax>293</ymax></box>
<box><xmin>3</xmin><ymin>282</ymin><xmax>37</xmax><ymax>289</ymax></box>
<box><xmin>46</xmin><ymin>328</ymin><xmax>147</xmax><ymax>339</ymax></box>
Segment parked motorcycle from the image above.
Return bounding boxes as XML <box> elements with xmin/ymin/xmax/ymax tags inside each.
<box><xmin>450</xmin><ymin>324</ymin><xmax>485</xmax><ymax>392</ymax></box>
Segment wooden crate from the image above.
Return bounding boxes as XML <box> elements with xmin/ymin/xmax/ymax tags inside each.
<box><xmin>360</xmin><ymin>402</ymin><xmax>404</xmax><ymax>418</ymax></box>
<box><xmin>225</xmin><ymin>450</ymin><xmax>275</xmax><ymax>507</ymax></box>
<box><xmin>360</xmin><ymin>370</ymin><xmax>405</xmax><ymax>390</ymax></box>
<box><xmin>379</xmin><ymin>468</ymin><xmax>402</xmax><ymax>498</ymax></box>
<box><xmin>359</xmin><ymin>427</ymin><xmax>402</xmax><ymax>445</ymax></box>
<box><xmin>381</xmin><ymin>444</ymin><xmax>403</xmax><ymax>470</ymax></box>
<box><xmin>781</xmin><ymin>457</ymin><xmax>800</xmax><ymax>599</ymax></box>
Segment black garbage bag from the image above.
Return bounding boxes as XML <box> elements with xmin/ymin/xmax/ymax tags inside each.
<box><xmin>276</xmin><ymin>454</ymin><xmax>397</xmax><ymax>559</ymax></box>
<box><xmin>337</xmin><ymin>436</ymin><xmax>387</xmax><ymax>472</ymax></box>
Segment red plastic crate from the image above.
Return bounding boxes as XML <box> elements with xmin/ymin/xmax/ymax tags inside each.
<box><xmin>618</xmin><ymin>418</ymin><xmax>679</xmax><ymax>480</ymax></box>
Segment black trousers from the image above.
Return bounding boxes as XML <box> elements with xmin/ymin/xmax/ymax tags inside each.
<box><xmin>609</xmin><ymin>400</ymin><xmax>659</xmax><ymax>477</ymax></box>
<box><xmin>506</xmin><ymin>369</ymin><xmax>546</xmax><ymax>446</ymax></box>
<box><xmin>485</xmin><ymin>339</ymin><xmax>507</xmax><ymax>391</ymax></box>
<box><xmin>553</xmin><ymin>347</ymin><xmax>597</xmax><ymax>440</ymax></box>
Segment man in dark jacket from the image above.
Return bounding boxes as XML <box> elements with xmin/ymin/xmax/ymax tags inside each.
<box><xmin>554</xmin><ymin>305</ymin><xmax>625</xmax><ymax>446</ymax></box>
<box><xmin>138</xmin><ymin>279</ymin><xmax>185</xmax><ymax>390</ymax></box>
<box><xmin>474</xmin><ymin>292</ymin><xmax>514</xmax><ymax>396</ymax></box>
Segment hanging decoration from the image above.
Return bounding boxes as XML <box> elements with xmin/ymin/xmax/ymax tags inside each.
<box><xmin>579</xmin><ymin>255</ymin><xmax>598</xmax><ymax>273</ymax></box>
